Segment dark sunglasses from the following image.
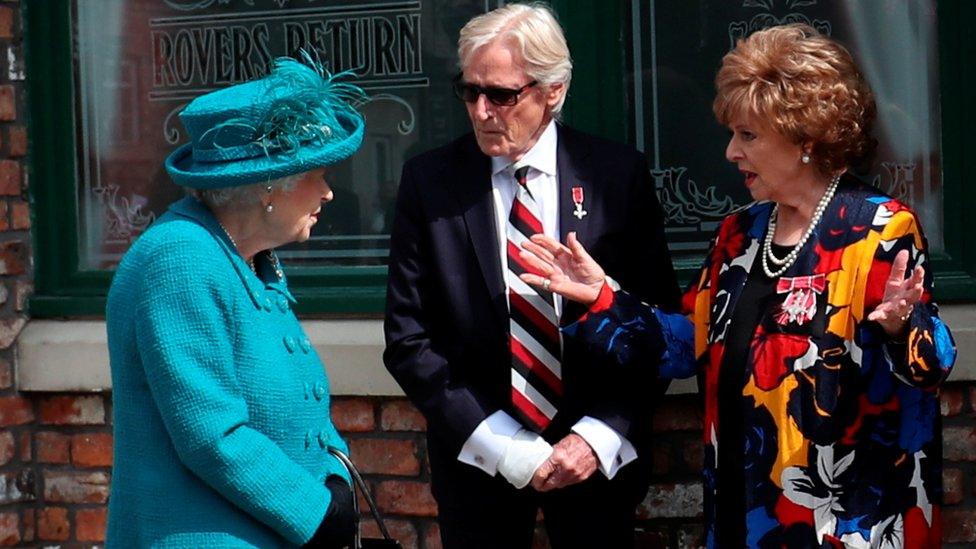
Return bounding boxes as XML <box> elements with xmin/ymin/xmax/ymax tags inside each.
<box><xmin>452</xmin><ymin>74</ymin><xmax>539</xmax><ymax>106</ymax></box>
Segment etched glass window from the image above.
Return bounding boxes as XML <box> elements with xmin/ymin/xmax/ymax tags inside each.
<box><xmin>74</xmin><ymin>0</ymin><xmax>489</xmax><ymax>270</ymax></box>
<box><xmin>628</xmin><ymin>1</ymin><xmax>943</xmax><ymax>256</ymax></box>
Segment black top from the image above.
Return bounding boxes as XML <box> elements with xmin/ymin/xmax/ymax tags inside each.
<box><xmin>715</xmin><ymin>243</ymin><xmax>790</xmax><ymax>545</ymax></box>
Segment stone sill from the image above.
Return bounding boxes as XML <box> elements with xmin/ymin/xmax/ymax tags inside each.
<box><xmin>14</xmin><ymin>305</ymin><xmax>976</xmax><ymax>394</ymax></box>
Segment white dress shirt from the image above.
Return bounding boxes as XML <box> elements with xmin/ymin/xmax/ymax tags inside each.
<box><xmin>456</xmin><ymin>120</ymin><xmax>637</xmax><ymax>479</ymax></box>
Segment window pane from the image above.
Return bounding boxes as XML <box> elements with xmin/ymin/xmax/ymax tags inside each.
<box><xmin>628</xmin><ymin>0</ymin><xmax>943</xmax><ymax>257</ymax></box>
<box><xmin>75</xmin><ymin>0</ymin><xmax>487</xmax><ymax>270</ymax></box>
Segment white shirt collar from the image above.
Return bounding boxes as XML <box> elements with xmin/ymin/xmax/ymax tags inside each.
<box><xmin>490</xmin><ymin>119</ymin><xmax>558</xmax><ymax>177</ymax></box>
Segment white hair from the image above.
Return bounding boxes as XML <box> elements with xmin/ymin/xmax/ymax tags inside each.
<box><xmin>186</xmin><ymin>173</ymin><xmax>300</xmax><ymax>210</ymax></box>
<box><xmin>457</xmin><ymin>2</ymin><xmax>573</xmax><ymax>115</ymax></box>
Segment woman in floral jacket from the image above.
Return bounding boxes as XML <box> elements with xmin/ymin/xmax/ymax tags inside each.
<box><xmin>518</xmin><ymin>24</ymin><xmax>956</xmax><ymax>548</ymax></box>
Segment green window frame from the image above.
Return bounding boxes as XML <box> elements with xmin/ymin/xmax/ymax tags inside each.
<box><xmin>25</xmin><ymin>0</ymin><xmax>976</xmax><ymax>318</ymax></box>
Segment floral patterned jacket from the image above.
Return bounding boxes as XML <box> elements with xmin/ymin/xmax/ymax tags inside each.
<box><xmin>567</xmin><ymin>178</ymin><xmax>956</xmax><ymax>548</ymax></box>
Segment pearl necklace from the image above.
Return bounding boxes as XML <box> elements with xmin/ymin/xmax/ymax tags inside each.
<box><xmin>216</xmin><ymin>220</ymin><xmax>256</xmax><ymax>273</ymax></box>
<box><xmin>761</xmin><ymin>173</ymin><xmax>841</xmax><ymax>279</ymax></box>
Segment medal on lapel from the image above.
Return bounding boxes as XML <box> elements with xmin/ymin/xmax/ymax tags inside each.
<box><xmin>571</xmin><ymin>186</ymin><xmax>587</xmax><ymax>219</ymax></box>
<box><xmin>774</xmin><ymin>274</ymin><xmax>826</xmax><ymax>326</ymax></box>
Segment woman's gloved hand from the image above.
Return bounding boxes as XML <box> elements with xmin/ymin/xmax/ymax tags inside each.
<box><xmin>303</xmin><ymin>476</ymin><xmax>357</xmax><ymax>548</ymax></box>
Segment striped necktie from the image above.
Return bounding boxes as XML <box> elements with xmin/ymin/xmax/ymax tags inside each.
<box><xmin>505</xmin><ymin>165</ymin><xmax>562</xmax><ymax>432</ymax></box>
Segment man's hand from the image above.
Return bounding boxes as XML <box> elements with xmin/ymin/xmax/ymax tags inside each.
<box><xmin>530</xmin><ymin>434</ymin><xmax>598</xmax><ymax>492</ymax></box>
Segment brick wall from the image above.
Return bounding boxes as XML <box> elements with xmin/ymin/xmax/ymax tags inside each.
<box><xmin>0</xmin><ymin>388</ymin><xmax>973</xmax><ymax>547</ymax></box>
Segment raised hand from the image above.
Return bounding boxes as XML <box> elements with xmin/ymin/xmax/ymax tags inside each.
<box><xmin>518</xmin><ymin>232</ymin><xmax>606</xmax><ymax>305</ymax></box>
<box><xmin>866</xmin><ymin>249</ymin><xmax>925</xmax><ymax>338</ymax></box>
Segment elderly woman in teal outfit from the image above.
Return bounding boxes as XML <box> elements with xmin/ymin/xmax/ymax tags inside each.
<box><xmin>106</xmin><ymin>55</ymin><xmax>365</xmax><ymax>548</ymax></box>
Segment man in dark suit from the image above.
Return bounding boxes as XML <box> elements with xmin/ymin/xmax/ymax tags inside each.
<box><xmin>383</xmin><ymin>4</ymin><xmax>680</xmax><ymax>548</ymax></box>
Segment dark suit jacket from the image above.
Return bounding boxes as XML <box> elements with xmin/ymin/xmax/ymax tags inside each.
<box><xmin>383</xmin><ymin>124</ymin><xmax>680</xmax><ymax>460</ymax></box>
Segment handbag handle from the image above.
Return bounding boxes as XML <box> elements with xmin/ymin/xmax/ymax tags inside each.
<box><xmin>327</xmin><ymin>446</ymin><xmax>394</xmax><ymax>543</ymax></box>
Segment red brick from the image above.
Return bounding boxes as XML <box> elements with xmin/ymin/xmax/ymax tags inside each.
<box><xmin>39</xmin><ymin>396</ymin><xmax>105</xmax><ymax>425</ymax></box>
<box><xmin>21</xmin><ymin>509</ymin><xmax>32</xmax><ymax>543</ymax></box>
<box><xmin>36</xmin><ymin>432</ymin><xmax>69</xmax><ymax>464</ymax></box>
<box><xmin>9</xmin><ymin>201</ymin><xmax>27</xmax><ymax>230</ymax></box>
<box><xmin>43</xmin><ymin>471</ymin><xmax>109</xmax><ymax>504</ymax></box>
<box><xmin>6</xmin><ymin>127</ymin><xmax>24</xmax><ymax>158</ymax></box>
<box><xmin>0</xmin><ymin>160</ymin><xmax>18</xmax><ymax>195</ymax></box>
<box><xmin>944</xmin><ymin>426</ymin><xmax>976</xmax><ymax>461</ymax></box>
<box><xmin>331</xmin><ymin>398</ymin><xmax>375</xmax><ymax>432</ymax></box>
<box><xmin>0</xmin><ymin>396</ymin><xmax>32</xmax><ymax>426</ymax></box>
<box><xmin>17</xmin><ymin>431</ymin><xmax>28</xmax><ymax>462</ymax></box>
<box><xmin>941</xmin><ymin>386</ymin><xmax>965</xmax><ymax>417</ymax></box>
<box><xmin>652</xmin><ymin>398</ymin><xmax>703</xmax><ymax>433</ymax></box>
<box><xmin>944</xmin><ymin>468</ymin><xmax>964</xmax><ymax>505</ymax></box>
<box><xmin>0</xmin><ymin>431</ymin><xmax>13</xmax><ymax>466</ymax></box>
<box><xmin>75</xmin><ymin>508</ymin><xmax>107</xmax><ymax>542</ymax></box>
<box><xmin>0</xmin><ymin>202</ymin><xmax>9</xmax><ymax>232</ymax></box>
<box><xmin>0</xmin><ymin>241</ymin><xmax>24</xmax><ymax>275</ymax></box>
<box><xmin>37</xmin><ymin>508</ymin><xmax>68</xmax><ymax>542</ymax></box>
<box><xmin>381</xmin><ymin>400</ymin><xmax>427</xmax><ymax>431</ymax></box>
<box><xmin>361</xmin><ymin>518</ymin><xmax>417</xmax><ymax>549</ymax></box>
<box><xmin>0</xmin><ymin>358</ymin><xmax>11</xmax><ymax>389</ymax></box>
<box><xmin>0</xmin><ymin>512</ymin><xmax>18</xmax><ymax>545</ymax></box>
<box><xmin>349</xmin><ymin>438</ymin><xmax>420</xmax><ymax>476</ymax></box>
<box><xmin>0</xmin><ymin>7</ymin><xmax>13</xmax><ymax>39</ymax></box>
<box><xmin>72</xmin><ymin>433</ymin><xmax>113</xmax><ymax>467</ymax></box>
<box><xmin>943</xmin><ymin>508</ymin><xmax>976</xmax><ymax>543</ymax></box>
<box><xmin>0</xmin><ymin>86</ymin><xmax>12</xmax><ymax>122</ymax></box>
<box><xmin>375</xmin><ymin>480</ymin><xmax>437</xmax><ymax>517</ymax></box>
<box><xmin>424</xmin><ymin>522</ymin><xmax>442</xmax><ymax>549</ymax></box>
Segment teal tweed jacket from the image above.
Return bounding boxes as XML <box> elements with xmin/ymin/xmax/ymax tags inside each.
<box><xmin>106</xmin><ymin>196</ymin><xmax>350</xmax><ymax>548</ymax></box>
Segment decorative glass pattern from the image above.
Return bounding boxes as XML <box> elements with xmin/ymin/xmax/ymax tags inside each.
<box><xmin>628</xmin><ymin>0</ymin><xmax>943</xmax><ymax>255</ymax></box>
<box><xmin>74</xmin><ymin>0</ymin><xmax>492</xmax><ymax>269</ymax></box>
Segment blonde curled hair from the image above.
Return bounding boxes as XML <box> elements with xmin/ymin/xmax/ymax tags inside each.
<box><xmin>713</xmin><ymin>23</ymin><xmax>876</xmax><ymax>175</ymax></box>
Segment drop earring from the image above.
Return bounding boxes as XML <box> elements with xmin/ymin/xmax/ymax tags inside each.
<box><xmin>801</xmin><ymin>152</ymin><xmax>811</xmax><ymax>164</ymax></box>
<box><xmin>265</xmin><ymin>203</ymin><xmax>274</xmax><ymax>213</ymax></box>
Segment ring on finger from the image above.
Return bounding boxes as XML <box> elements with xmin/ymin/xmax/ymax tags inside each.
<box><xmin>543</xmin><ymin>279</ymin><xmax>551</xmax><ymax>290</ymax></box>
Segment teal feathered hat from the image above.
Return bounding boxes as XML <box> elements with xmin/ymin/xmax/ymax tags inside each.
<box><xmin>165</xmin><ymin>52</ymin><xmax>366</xmax><ymax>189</ymax></box>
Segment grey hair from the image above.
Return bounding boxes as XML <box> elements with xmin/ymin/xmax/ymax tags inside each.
<box><xmin>457</xmin><ymin>2</ymin><xmax>572</xmax><ymax>115</ymax></box>
<box><xmin>186</xmin><ymin>173</ymin><xmax>300</xmax><ymax>210</ymax></box>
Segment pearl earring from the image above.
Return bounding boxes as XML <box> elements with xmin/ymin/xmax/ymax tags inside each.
<box><xmin>265</xmin><ymin>204</ymin><xmax>274</xmax><ymax>213</ymax></box>
<box><xmin>801</xmin><ymin>153</ymin><xmax>811</xmax><ymax>164</ymax></box>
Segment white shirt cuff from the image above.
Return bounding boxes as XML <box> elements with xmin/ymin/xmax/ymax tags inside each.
<box><xmin>571</xmin><ymin>416</ymin><xmax>637</xmax><ymax>479</ymax></box>
<box><xmin>497</xmin><ymin>429</ymin><xmax>553</xmax><ymax>489</ymax></box>
<box><xmin>457</xmin><ymin>410</ymin><xmax>522</xmax><ymax>475</ymax></box>
<box><xmin>604</xmin><ymin>275</ymin><xmax>622</xmax><ymax>292</ymax></box>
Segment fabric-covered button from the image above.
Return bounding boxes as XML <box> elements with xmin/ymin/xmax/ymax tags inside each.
<box><xmin>263</xmin><ymin>297</ymin><xmax>273</xmax><ymax>311</ymax></box>
<box><xmin>283</xmin><ymin>335</ymin><xmax>296</xmax><ymax>353</ymax></box>
<box><xmin>313</xmin><ymin>382</ymin><xmax>326</xmax><ymax>401</ymax></box>
<box><xmin>277</xmin><ymin>295</ymin><xmax>289</xmax><ymax>313</ymax></box>
<box><xmin>303</xmin><ymin>382</ymin><xmax>311</xmax><ymax>400</ymax></box>
<box><xmin>317</xmin><ymin>430</ymin><xmax>327</xmax><ymax>449</ymax></box>
<box><xmin>300</xmin><ymin>338</ymin><xmax>312</xmax><ymax>354</ymax></box>
<box><xmin>304</xmin><ymin>432</ymin><xmax>312</xmax><ymax>450</ymax></box>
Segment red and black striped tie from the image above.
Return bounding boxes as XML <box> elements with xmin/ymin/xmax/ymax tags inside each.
<box><xmin>506</xmin><ymin>165</ymin><xmax>562</xmax><ymax>432</ymax></box>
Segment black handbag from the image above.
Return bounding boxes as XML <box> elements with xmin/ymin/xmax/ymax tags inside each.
<box><xmin>328</xmin><ymin>447</ymin><xmax>402</xmax><ymax>549</ymax></box>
